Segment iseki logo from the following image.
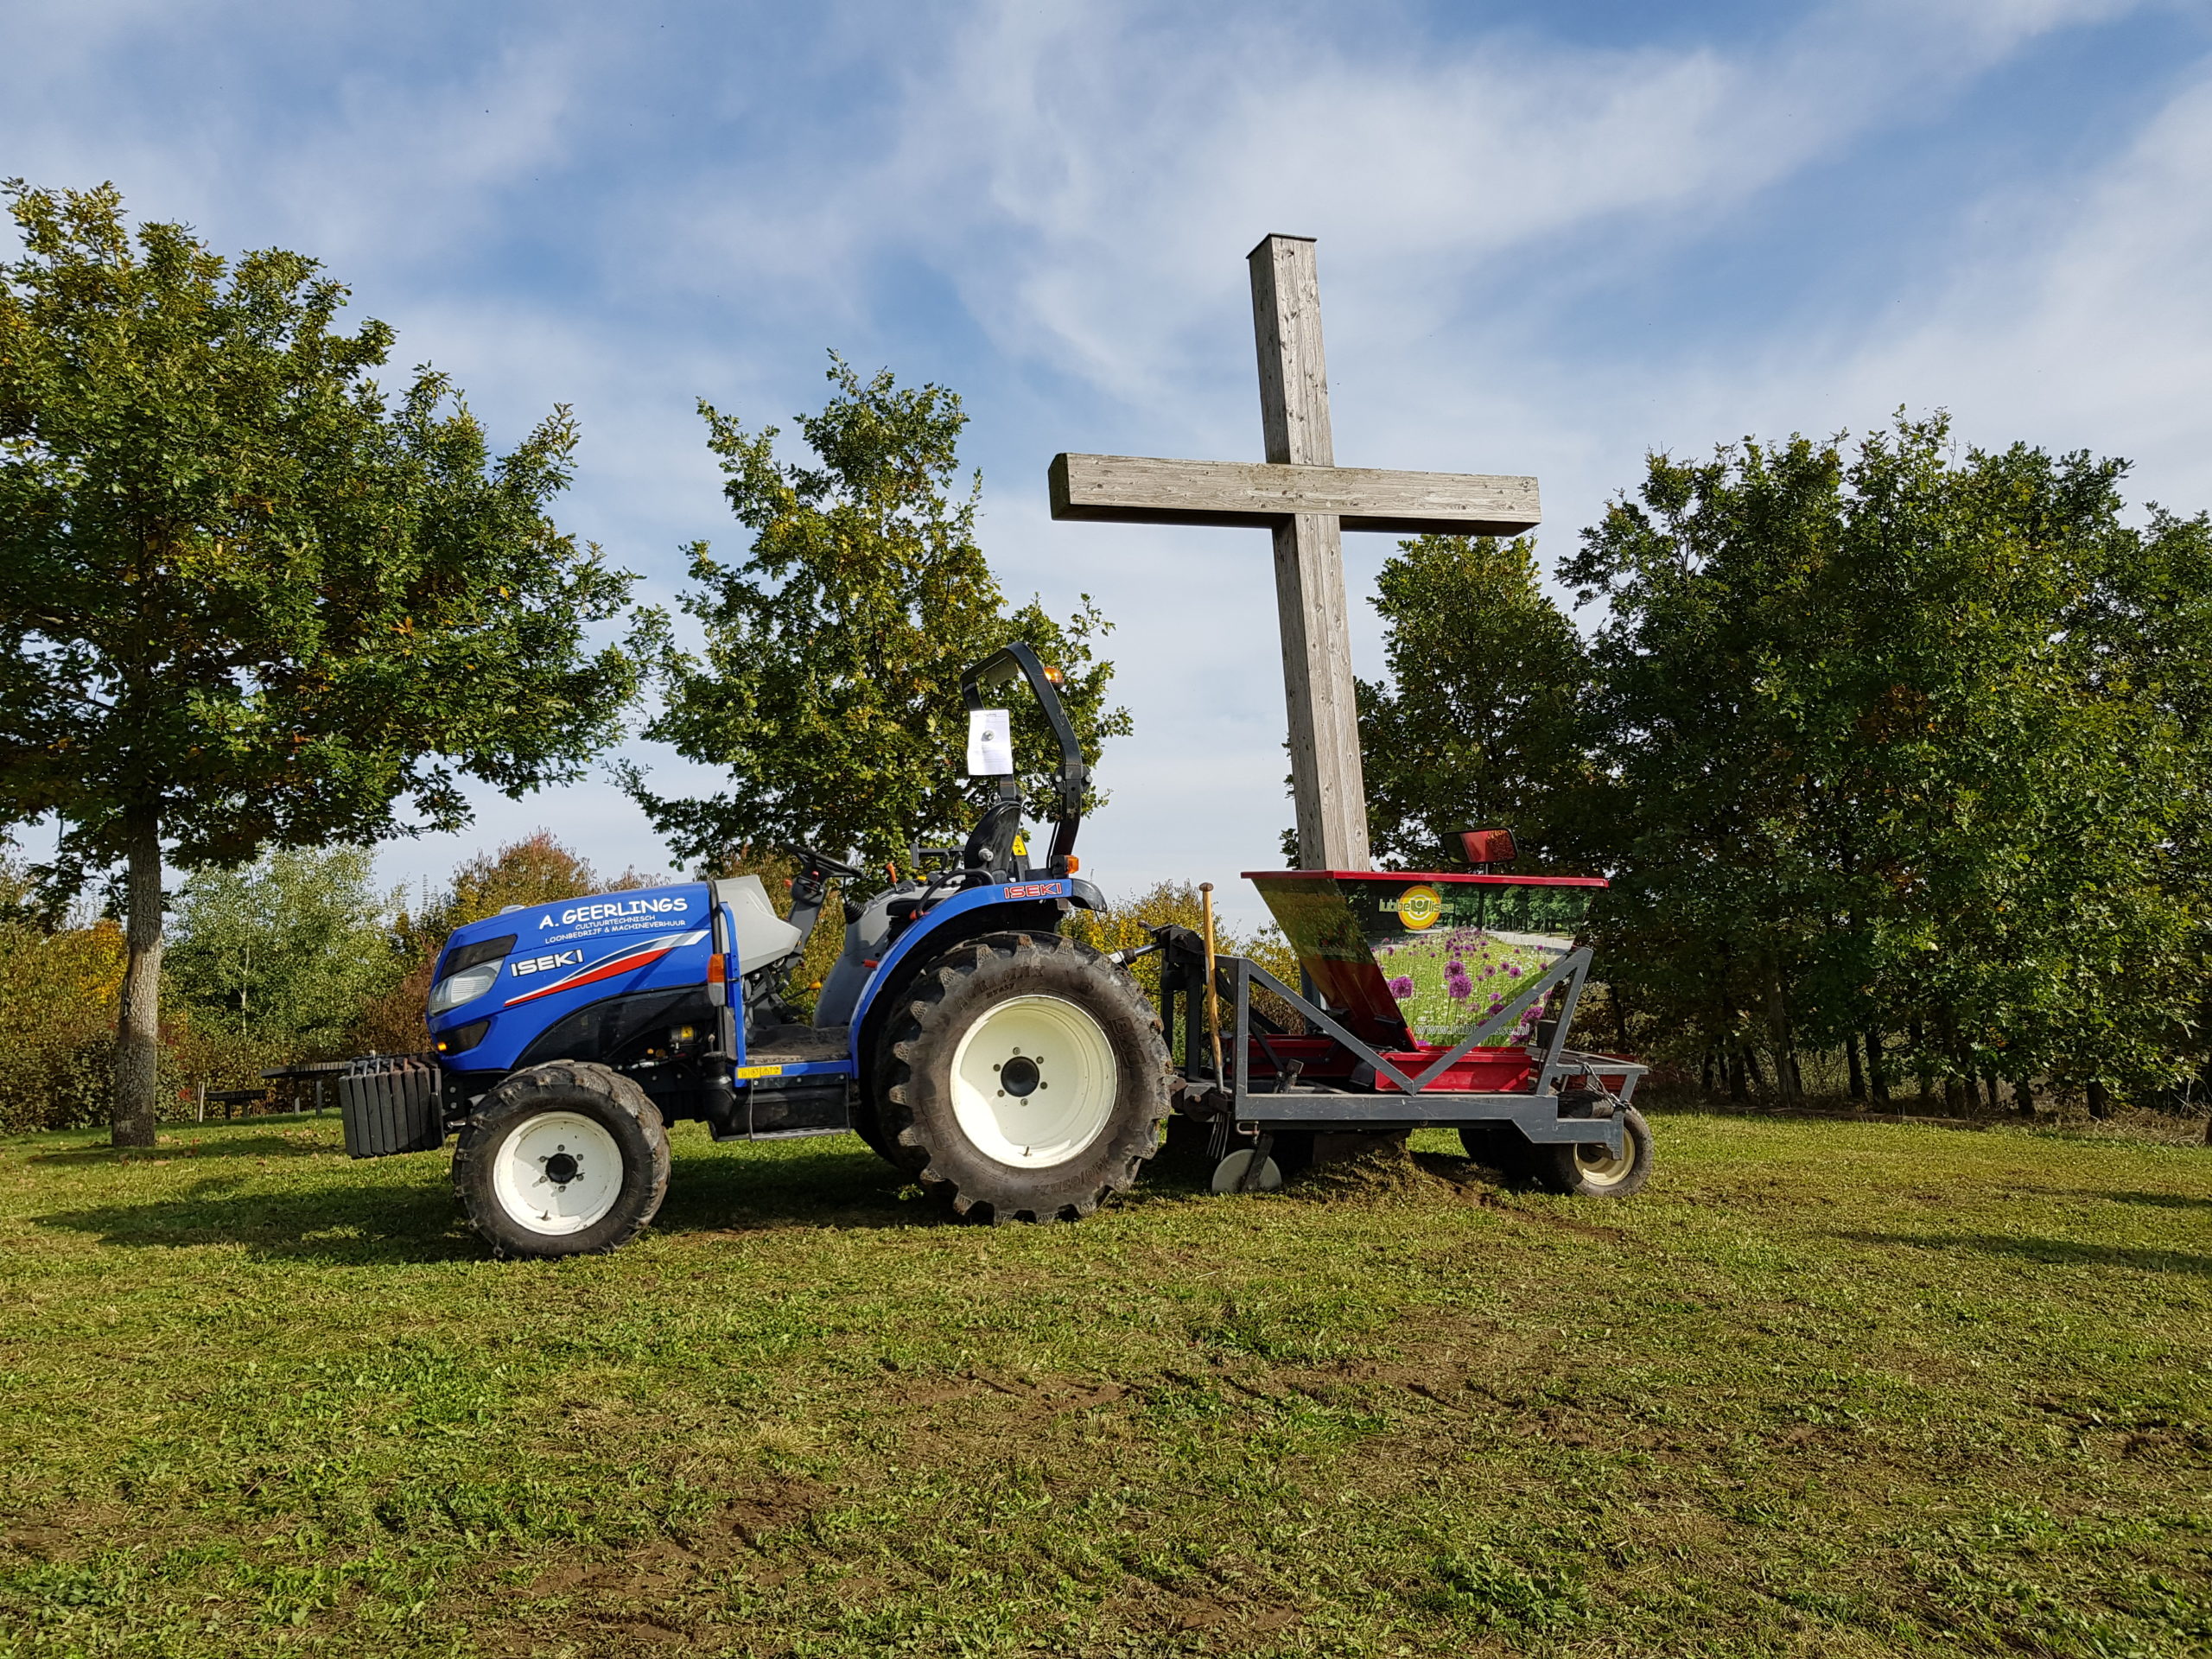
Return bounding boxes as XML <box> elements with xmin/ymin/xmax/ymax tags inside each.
<box><xmin>511</xmin><ymin>950</ymin><xmax>584</xmax><ymax>978</ymax></box>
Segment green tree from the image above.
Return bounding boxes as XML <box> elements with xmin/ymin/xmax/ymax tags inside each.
<box><xmin>165</xmin><ymin>849</ymin><xmax>404</xmax><ymax>1058</ymax></box>
<box><xmin>1567</xmin><ymin>415</ymin><xmax>2197</xmax><ymax>1104</ymax></box>
<box><xmin>0</xmin><ymin>844</ymin><xmax>125</xmax><ymax>1132</ymax></box>
<box><xmin>1354</xmin><ymin>534</ymin><xmax>1590</xmax><ymax>870</ymax></box>
<box><xmin>627</xmin><ymin>356</ymin><xmax>1129</xmax><ymax>876</ymax></box>
<box><xmin>0</xmin><ymin>182</ymin><xmax>649</xmax><ymax>1145</ymax></box>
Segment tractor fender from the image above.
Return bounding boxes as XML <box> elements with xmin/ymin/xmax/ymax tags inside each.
<box><xmin>848</xmin><ymin>879</ymin><xmax>1103</xmax><ymax>1081</ymax></box>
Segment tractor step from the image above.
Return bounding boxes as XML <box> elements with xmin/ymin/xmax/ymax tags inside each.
<box><xmin>746</xmin><ymin>1024</ymin><xmax>853</xmax><ymax>1065</ymax></box>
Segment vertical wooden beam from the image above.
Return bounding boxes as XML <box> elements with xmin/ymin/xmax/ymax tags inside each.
<box><xmin>1250</xmin><ymin>235</ymin><xmax>1334</xmax><ymax>469</ymax></box>
<box><xmin>1249</xmin><ymin>234</ymin><xmax>1370</xmax><ymax>871</ymax></box>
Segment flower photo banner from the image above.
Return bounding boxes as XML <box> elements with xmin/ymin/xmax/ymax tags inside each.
<box><xmin>1247</xmin><ymin>872</ymin><xmax>1604</xmax><ymax>1048</ymax></box>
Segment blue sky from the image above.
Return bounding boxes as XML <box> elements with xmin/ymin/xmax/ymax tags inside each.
<box><xmin>8</xmin><ymin>0</ymin><xmax>2212</xmax><ymax>926</ymax></box>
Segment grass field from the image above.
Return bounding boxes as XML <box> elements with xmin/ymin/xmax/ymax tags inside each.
<box><xmin>0</xmin><ymin>1108</ymin><xmax>2206</xmax><ymax>1658</ymax></box>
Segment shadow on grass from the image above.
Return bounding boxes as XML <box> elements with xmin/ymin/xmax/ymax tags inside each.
<box><xmin>25</xmin><ymin>1135</ymin><xmax>330</xmax><ymax>1166</ymax></box>
<box><xmin>2066</xmin><ymin>1189</ymin><xmax>2212</xmax><ymax>1211</ymax></box>
<box><xmin>32</xmin><ymin>1135</ymin><xmax>1020</xmax><ymax>1264</ymax></box>
<box><xmin>27</xmin><ymin>1120</ymin><xmax>1230</xmax><ymax>1266</ymax></box>
<box><xmin>1840</xmin><ymin>1230</ymin><xmax>2212</xmax><ymax>1277</ymax></box>
<box><xmin>655</xmin><ymin>1135</ymin><xmax>1223</xmax><ymax>1234</ymax></box>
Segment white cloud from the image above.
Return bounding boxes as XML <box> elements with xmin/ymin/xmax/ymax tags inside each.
<box><xmin>1818</xmin><ymin>62</ymin><xmax>2212</xmax><ymax>508</ymax></box>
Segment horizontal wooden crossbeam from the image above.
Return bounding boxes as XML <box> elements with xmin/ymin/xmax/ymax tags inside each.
<box><xmin>1049</xmin><ymin>452</ymin><xmax>1541</xmax><ymax>537</ymax></box>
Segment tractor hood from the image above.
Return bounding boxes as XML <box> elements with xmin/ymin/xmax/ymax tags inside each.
<box><xmin>427</xmin><ymin>882</ymin><xmax>715</xmax><ymax>1067</ymax></box>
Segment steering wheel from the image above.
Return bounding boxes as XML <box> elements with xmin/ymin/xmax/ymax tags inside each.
<box><xmin>786</xmin><ymin>843</ymin><xmax>865</xmax><ymax>881</ymax></box>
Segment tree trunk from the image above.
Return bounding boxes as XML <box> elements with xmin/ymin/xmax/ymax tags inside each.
<box><xmin>2087</xmin><ymin>1079</ymin><xmax>2112</xmax><ymax>1121</ymax></box>
<box><xmin>1611</xmin><ymin>983</ymin><xmax>1631</xmax><ymax>1053</ymax></box>
<box><xmin>1764</xmin><ymin>967</ymin><xmax>1801</xmax><ymax>1102</ymax></box>
<box><xmin>111</xmin><ymin>806</ymin><xmax>163</xmax><ymax>1148</ymax></box>
<box><xmin>2012</xmin><ymin>1077</ymin><xmax>2035</xmax><ymax>1118</ymax></box>
<box><xmin>1727</xmin><ymin>1041</ymin><xmax>1749</xmax><ymax>1102</ymax></box>
<box><xmin>1866</xmin><ymin>1028</ymin><xmax>1891</xmax><ymax>1103</ymax></box>
<box><xmin>1846</xmin><ymin>1033</ymin><xmax>1866</xmax><ymax>1103</ymax></box>
<box><xmin>1939</xmin><ymin>1009</ymin><xmax>1967</xmax><ymax>1114</ymax></box>
<box><xmin>1909</xmin><ymin>1018</ymin><xmax>1931</xmax><ymax>1107</ymax></box>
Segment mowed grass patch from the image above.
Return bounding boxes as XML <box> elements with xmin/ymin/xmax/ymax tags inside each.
<box><xmin>0</xmin><ymin>1109</ymin><xmax>2205</xmax><ymax>1657</ymax></box>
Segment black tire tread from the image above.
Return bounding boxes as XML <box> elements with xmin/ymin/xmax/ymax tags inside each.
<box><xmin>878</xmin><ymin>931</ymin><xmax>1169</xmax><ymax>1221</ymax></box>
<box><xmin>1534</xmin><ymin>1104</ymin><xmax>1655</xmax><ymax>1198</ymax></box>
<box><xmin>451</xmin><ymin>1059</ymin><xmax>671</xmax><ymax>1258</ymax></box>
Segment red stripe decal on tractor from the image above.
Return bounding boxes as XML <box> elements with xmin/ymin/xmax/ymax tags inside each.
<box><xmin>503</xmin><ymin>929</ymin><xmax>709</xmax><ymax>1007</ymax></box>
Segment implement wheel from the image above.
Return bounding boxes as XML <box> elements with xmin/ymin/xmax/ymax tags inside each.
<box><xmin>1534</xmin><ymin>1105</ymin><xmax>1654</xmax><ymax>1198</ymax></box>
<box><xmin>1459</xmin><ymin>1121</ymin><xmax>1539</xmax><ymax>1179</ymax></box>
<box><xmin>880</xmin><ymin>932</ymin><xmax>1169</xmax><ymax>1221</ymax></box>
<box><xmin>452</xmin><ymin>1061</ymin><xmax>671</xmax><ymax>1258</ymax></box>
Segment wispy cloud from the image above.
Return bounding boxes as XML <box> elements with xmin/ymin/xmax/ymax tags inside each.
<box><xmin>2</xmin><ymin>0</ymin><xmax>2202</xmax><ymax>908</ymax></box>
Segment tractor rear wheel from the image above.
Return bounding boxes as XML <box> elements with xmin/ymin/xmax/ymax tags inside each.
<box><xmin>1533</xmin><ymin>1105</ymin><xmax>1654</xmax><ymax>1198</ymax></box>
<box><xmin>879</xmin><ymin>932</ymin><xmax>1169</xmax><ymax>1221</ymax></box>
<box><xmin>452</xmin><ymin>1061</ymin><xmax>671</xmax><ymax>1257</ymax></box>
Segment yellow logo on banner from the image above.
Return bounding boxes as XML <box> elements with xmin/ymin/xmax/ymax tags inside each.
<box><xmin>1397</xmin><ymin>884</ymin><xmax>1442</xmax><ymax>930</ymax></box>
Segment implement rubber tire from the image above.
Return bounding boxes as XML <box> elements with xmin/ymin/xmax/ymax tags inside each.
<box><xmin>1533</xmin><ymin>1105</ymin><xmax>1654</xmax><ymax>1198</ymax></box>
<box><xmin>452</xmin><ymin>1061</ymin><xmax>671</xmax><ymax>1258</ymax></box>
<box><xmin>1459</xmin><ymin>1122</ymin><xmax>1539</xmax><ymax>1179</ymax></box>
<box><xmin>880</xmin><ymin>932</ymin><xmax>1169</xmax><ymax>1221</ymax></box>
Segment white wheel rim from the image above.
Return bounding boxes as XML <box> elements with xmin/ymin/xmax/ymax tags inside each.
<box><xmin>949</xmin><ymin>994</ymin><xmax>1120</xmax><ymax>1169</ymax></box>
<box><xmin>1573</xmin><ymin>1135</ymin><xmax>1636</xmax><ymax>1189</ymax></box>
<box><xmin>489</xmin><ymin>1110</ymin><xmax>625</xmax><ymax>1236</ymax></box>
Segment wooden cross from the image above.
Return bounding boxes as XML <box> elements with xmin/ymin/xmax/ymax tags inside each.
<box><xmin>1050</xmin><ymin>234</ymin><xmax>1541</xmax><ymax>871</ymax></box>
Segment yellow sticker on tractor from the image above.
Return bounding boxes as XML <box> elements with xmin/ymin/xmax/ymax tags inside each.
<box><xmin>735</xmin><ymin>1064</ymin><xmax>785</xmax><ymax>1078</ymax></box>
<box><xmin>1395</xmin><ymin>884</ymin><xmax>1442</xmax><ymax>930</ymax></box>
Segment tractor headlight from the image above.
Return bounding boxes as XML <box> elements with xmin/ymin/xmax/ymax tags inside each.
<box><xmin>428</xmin><ymin>932</ymin><xmax>517</xmax><ymax>1014</ymax></box>
<box><xmin>428</xmin><ymin>962</ymin><xmax>501</xmax><ymax>1014</ymax></box>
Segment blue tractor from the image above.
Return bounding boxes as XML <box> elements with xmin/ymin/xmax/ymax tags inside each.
<box><xmin>338</xmin><ymin>645</ymin><xmax>1171</xmax><ymax>1257</ymax></box>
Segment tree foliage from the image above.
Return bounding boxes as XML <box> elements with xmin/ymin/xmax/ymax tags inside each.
<box><xmin>0</xmin><ymin>181</ymin><xmax>650</xmax><ymax>1141</ymax></box>
<box><xmin>629</xmin><ymin>357</ymin><xmax>1129</xmax><ymax>877</ymax></box>
<box><xmin>1561</xmin><ymin>415</ymin><xmax>2204</xmax><ymax>1103</ymax></box>
<box><xmin>0</xmin><ymin>849</ymin><xmax>124</xmax><ymax>1132</ymax></box>
<box><xmin>1355</xmin><ymin>535</ymin><xmax>1590</xmax><ymax>870</ymax></box>
<box><xmin>164</xmin><ymin>849</ymin><xmax>405</xmax><ymax>1056</ymax></box>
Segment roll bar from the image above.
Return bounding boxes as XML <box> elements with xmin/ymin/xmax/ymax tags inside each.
<box><xmin>959</xmin><ymin>642</ymin><xmax>1089</xmax><ymax>868</ymax></box>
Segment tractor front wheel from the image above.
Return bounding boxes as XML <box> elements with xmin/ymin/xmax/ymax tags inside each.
<box><xmin>452</xmin><ymin>1061</ymin><xmax>671</xmax><ymax>1258</ymax></box>
<box><xmin>880</xmin><ymin>933</ymin><xmax>1169</xmax><ymax>1221</ymax></box>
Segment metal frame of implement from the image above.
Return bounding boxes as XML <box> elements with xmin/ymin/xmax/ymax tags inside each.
<box><xmin>1160</xmin><ymin>940</ymin><xmax>1644</xmax><ymax>1154</ymax></box>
